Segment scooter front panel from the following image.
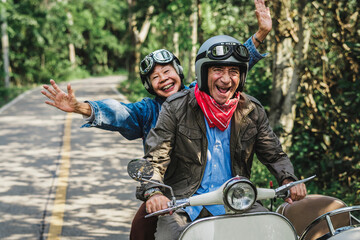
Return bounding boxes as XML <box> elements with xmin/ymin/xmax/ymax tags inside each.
<box><xmin>179</xmin><ymin>212</ymin><xmax>297</xmax><ymax>240</ymax></box>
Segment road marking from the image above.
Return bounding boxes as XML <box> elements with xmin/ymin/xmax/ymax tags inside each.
<box><xmin>48</xmin><ymin>113</ymin><xmax>72</xmax><ymax>239</ymax></box>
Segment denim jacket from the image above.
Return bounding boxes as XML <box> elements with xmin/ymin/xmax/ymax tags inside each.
<box><xmin>82</xmin><ymin>37</ymin><xmax>267</xmax><ymax>148</ymax></box>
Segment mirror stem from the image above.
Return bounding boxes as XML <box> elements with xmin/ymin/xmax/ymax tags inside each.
<box><xmin>141</xmin><ymin>178</ymin><xmax>177</xmax><ymax>206</ymax></box>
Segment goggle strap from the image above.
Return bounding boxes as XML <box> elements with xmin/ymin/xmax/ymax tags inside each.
<box><xmin>195</xmin><ymin>51</ymin><xmax>207</xmax><ymax>62</ymax></box>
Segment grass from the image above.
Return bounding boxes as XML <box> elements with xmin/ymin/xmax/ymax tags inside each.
<box><xmin>0</xmin><ymin>86</ymin><xmax>32</xmax><ymax>108</ymax></box>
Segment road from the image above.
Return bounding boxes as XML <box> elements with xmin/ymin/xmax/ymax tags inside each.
<box><xmin>0</xmin><ymin>76</ymin><xmax>144</xmax><ymax>239</ymax></box>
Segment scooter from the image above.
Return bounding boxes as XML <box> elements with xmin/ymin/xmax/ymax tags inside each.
<box><xmin>127</xmin><ymin>158</ymin><xmax>360</xmax><ymax>240</ymax></box>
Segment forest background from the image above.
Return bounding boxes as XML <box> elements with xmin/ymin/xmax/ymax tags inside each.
<box><xmin>0</xmin><ymin>0</ymin><xmax>359</xmax><ymax>206</ymax></box>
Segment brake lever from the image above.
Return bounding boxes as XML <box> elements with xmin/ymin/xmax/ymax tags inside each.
<box><xmin>275</xmin><ymin>175</ymin><xmax>316</xmax><ymax>198</ymax></box>
<box><xmin>145</xmin><ymin>202</ymin><xmax>189</xmax><ymax>218</ymax></box>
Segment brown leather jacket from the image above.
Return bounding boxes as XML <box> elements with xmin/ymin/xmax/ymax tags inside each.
<box><xmin>143</xmin><ymin>88</ymin><xmax>297</xmax><ymax>199</ymax></box>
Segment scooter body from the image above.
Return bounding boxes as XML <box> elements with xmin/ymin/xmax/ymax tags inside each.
<box><xmin>179</xmin><ymin>212</ymin><xmax>297</xmax><ymax>240</ymax></box>
<box><xmin>127</xmin><ymin>159</ymin><xmax>360</xmax><ymax>240</ymax></box>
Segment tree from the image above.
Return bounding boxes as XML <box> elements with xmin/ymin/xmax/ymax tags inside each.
<box><xmin>1</xmin><ymin>0</ymin><xmax>10</xmax><ymax>88</ymax></box>
<box><xmin>126</xmin><ymin>0</ymin><xmax>154</xmax><ymax>81</ymax></box>
<box><xmin>291</xmin><ymin>0</ymin><xmax>360</xmax><ymax>205</ymax></box>
<box><xmin>269</xmin><ymin>0</ymin><xmax>310</xmax><ymax>150</ymax></box>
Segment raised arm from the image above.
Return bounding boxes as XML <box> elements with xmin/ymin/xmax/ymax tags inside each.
<box><xmin>42</xmin><ymin>79</ymin><xmax>92</xmax><ymax>116</ymax></box>
<box><xmin>252</xmin><ymin>0</ymin><xmax>272</xmax><ymax>47</ymax></box>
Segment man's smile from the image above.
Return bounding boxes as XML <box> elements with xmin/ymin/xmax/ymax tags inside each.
<box><xmin>216</xmin><ymin>86</ymin><xmax>231</xmax><ymax>94</ymax></box>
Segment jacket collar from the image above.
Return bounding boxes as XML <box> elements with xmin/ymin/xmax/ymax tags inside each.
<box><xmin>189</xmin><ymin>88</ymin><xmax>207</xmax><ymax>135</ymax></box>
<box><xmin>231</xmin><ymin>93</ymin><xmax>255</xmax><ymax>143</ymax></box>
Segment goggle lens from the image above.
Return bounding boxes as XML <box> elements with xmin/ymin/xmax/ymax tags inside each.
<box><xmin>211</xmin><ymin>45</ymin><xmax>231</xmax><ymax>57</ymax></box>
<box><xmin>235</xmin><ymin>45</ymin><xmax>249</xmax><ymax>59</ymax></box>
<box><xmin>153</xmin><ymin>50</ymin><xmax>173</xmax><ymax>62</ymax></box>
<box><xmin>140</xmin><ymin>57</ymin><xmax>154</xmax><ymax>75</ymax></box>
<box><xmin>140</xmin><ymin>49</ymin><xmax>174</xmax><ymax>75</ymax></box>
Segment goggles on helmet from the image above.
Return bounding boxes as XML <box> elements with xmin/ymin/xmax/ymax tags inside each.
<box><xmin>196</xmin><ymin>42</ymin><xmax>250</xmax><ymax>62</ymax></box>
<box><xmin>140</xmin><ymin>49</ymin><xmax>174</xmax><ymax>75</ymax></box>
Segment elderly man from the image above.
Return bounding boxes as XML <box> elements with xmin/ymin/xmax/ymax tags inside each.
<box><xmin>142</xmin><ymin>35</ymin><xmax>307</xmax><ymax>240</ymax></box>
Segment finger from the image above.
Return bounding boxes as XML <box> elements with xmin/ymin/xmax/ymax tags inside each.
<box><xmin>67</xmin><ymin>83</ymin><xmax>74</xmax><ymax>96</ymax></box>
<box><xmin>293</xmin><ymin>185</ymin><xmax>304</xmax><ymax>201</ymax></box>
<box><xmin>41</xmin><ymin>90</ymin><xmax>55</xmax><ymax>101</ymax></box>
<box><xmin>50</xmin><ymin>79</ymin><xmax>62</xmax><ymax>93</ymax></box>
<box><xmin>290</xmin><ymin>187</ymin><xmax>298</xmax><ymax>201</ymax></box>
<box><xmin>285</xmin><ymin>197</ymin><xmax>293</xmax><ymax>204</ymax></box>
<box><xmin>255</xmin><ymin>0</ymin><xmax>265</xmax><ymax>10</ymax></box>
<box><xmin>45</xmin><ymin>100</ymin><xmax>56</xmax><ymax>107</ymax></box>
<box><xmin>146</xmin><ymin>201</ymin><xmax>153</xmax><ymax>213</ymax></box>
<box><xmin>155</xmin><ymin>198</ymin><xmax>166</xmax><ymax>211</ymax></box>
<box><xmin>266</xmin><ymin>7</ymin><xmax>271</xmax><ymax>16</ymax></box>
<box><xmin>161</xmin><ymin>200</ymin><xmax>169</xmax><ymax>210</ymax></box>
<box><xmin>43</xmin><ymin>85</ymin><xmax>57</xmax><ymax>96</ymax></box>
<box><xmin>300</xmin><ymin>183</ymin><xmax>307</xmax><ymax>199</ymax></box>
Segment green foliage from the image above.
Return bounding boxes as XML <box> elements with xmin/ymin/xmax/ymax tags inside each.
<box><xmin>289</xmin><ymin>0</ymin><xmax>360</xmax><ymax>206</ymax></box>
<box><xmin>1</xmin><ymin>0</ymin><xmax>127</xmax><ymax>87</ymax></box>
<box><xmin>0</xmin><ymin>86</ymin><xmax>31</xmax><ymax>108</ymax></box>
<box><xmin>119</xmin><ymin>78</ymin><xmax>152</xmax><ymax>103</ymax></box>
<box><xmin>246</xmin><ymin>57</ymin><xmax>272</xmax><ymax>111</ymax></box>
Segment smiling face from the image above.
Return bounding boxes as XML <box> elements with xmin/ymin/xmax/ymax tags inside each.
<box><xmin>207</xmin><ymin>66</ymin><xmax>240</xmax><ymax>105</ymax></box>
<box><xmin>149</xmin><ymin>64</ymin><xmax>182</xmax><ymax>98</ymax></box>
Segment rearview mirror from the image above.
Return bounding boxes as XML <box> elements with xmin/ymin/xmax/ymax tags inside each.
<box><xmin>127</xmin><ymin>158</ymin><xmax>154</xmax><ymax>181</ymax></box>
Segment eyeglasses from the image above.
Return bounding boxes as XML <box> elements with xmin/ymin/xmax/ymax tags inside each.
<box><xmin>196</xmin><ymin>42</ymin><xmax>250</xmax><ymax>62</ymax></box>
<box><xmin>140</xmin><ymin>49</ymin><xmax>174</xmax><ymax>75</ymax></box>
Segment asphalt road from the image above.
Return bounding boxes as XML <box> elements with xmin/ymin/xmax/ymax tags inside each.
<box><xmin>0</xmin><ymin>76</ymin><xmax>144</xmax><ymax>240</ymax></box>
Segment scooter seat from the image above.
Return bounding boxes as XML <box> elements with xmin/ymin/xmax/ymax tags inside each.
<box><xmin>276</xmin><ymin>194</ymin><xmax>350</xmax><ymax>240</ymax></box>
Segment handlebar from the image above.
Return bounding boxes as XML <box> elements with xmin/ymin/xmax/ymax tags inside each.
<box><xmin>145</xmin><ymin>201</ymin><xmax>189</xmax><ymax>218</ymax></box>
<box><xmin>275</xmin><ymin>175</ymin><xmax>316</xmax><ymax>198</ymax></box>
<box><xmin>144</xmin><ymin>175</ymin><xmax>316</xmax><ymax>218</ymax></box>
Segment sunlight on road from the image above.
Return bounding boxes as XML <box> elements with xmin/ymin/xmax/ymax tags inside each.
<box><xmin>0</xmin><ymin>76</ymin><xmax>144</xmax><ymax>240</ymax></box>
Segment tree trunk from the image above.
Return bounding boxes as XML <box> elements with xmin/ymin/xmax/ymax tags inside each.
<box><xmin>127</xmin><ymin>0</ymin><xmax>153</xmax><ymax>82</ymax></box>
<box><xmin>1</xmin><ymin>0</ymin><xmax>10</xmax><ymax>88</ymax></box>
<box><xmin>67</xmin><ymin>12</ymin><xmax>76</xmax><ymax>68</ymax></box>
<box><xmin>69</xmin><ymin>43</ymin><xmax>76</xmax><ymax>67</ymax></box>
<box><xmin>187</xmin><ymin>0</ymin><xmax>198</xmax><ymax>83</ymax></box>
<box><xmin>173</xmin><ymin>32</ymin><xmax>180</xmax><ymax>58</ymax></box>
<box><xmin>270</xmin><ymin>0</ymin><xmax>309</xmax><ymax>150</ymax></box>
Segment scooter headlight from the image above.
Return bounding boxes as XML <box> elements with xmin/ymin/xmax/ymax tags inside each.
<box><xmin>223</xmin><ymin>177</ymin><xmax>257</xmax><ymax>212</ymax></box>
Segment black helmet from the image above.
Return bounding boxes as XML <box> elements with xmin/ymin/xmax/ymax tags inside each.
<box><xmin>139</xmin><ymin>49</ymin><xmax>184</xmax><ymax>95</ymax></box>
<box><xmin>195</xmin><ymin>35</ymin><xmax>250</xmax><ymax>94</ymax></box>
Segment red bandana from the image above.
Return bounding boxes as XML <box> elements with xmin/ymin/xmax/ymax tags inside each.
<box><xmin>194</xmin><ymin>84</ymin><xmax>240</xmax><ymax>131</ymax></box>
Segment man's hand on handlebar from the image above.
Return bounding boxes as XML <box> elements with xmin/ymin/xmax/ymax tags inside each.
<box><xmin>146</xmin><ymin>194</ymin><xmax>171</xmax><ymax>214</ymax></box>
<box><xmin>282</xmin><ymin>179</ymin><xmax>307</xmax><ymax>204</ymax></box>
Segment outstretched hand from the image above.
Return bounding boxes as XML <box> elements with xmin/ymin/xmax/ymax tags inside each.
<box><xmin>41</xmin><ymin>79</ymin><xmax>78</xmax><ymax>113</ymax></box>
<box><xmin>254</xmin><ymin>0</ymin><xmax>272</xmax><ymax>44</ymax></box>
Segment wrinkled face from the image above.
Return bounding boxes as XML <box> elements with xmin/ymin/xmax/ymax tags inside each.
<box><xmin>207</xmin><ymin>66</ymin><xmax>240</xmax><ymax>105</ymax></box>
<box><xmin>150</xmin><ymin>64</ymin><xmax>182</xmax><ymax>98</ymax></box>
